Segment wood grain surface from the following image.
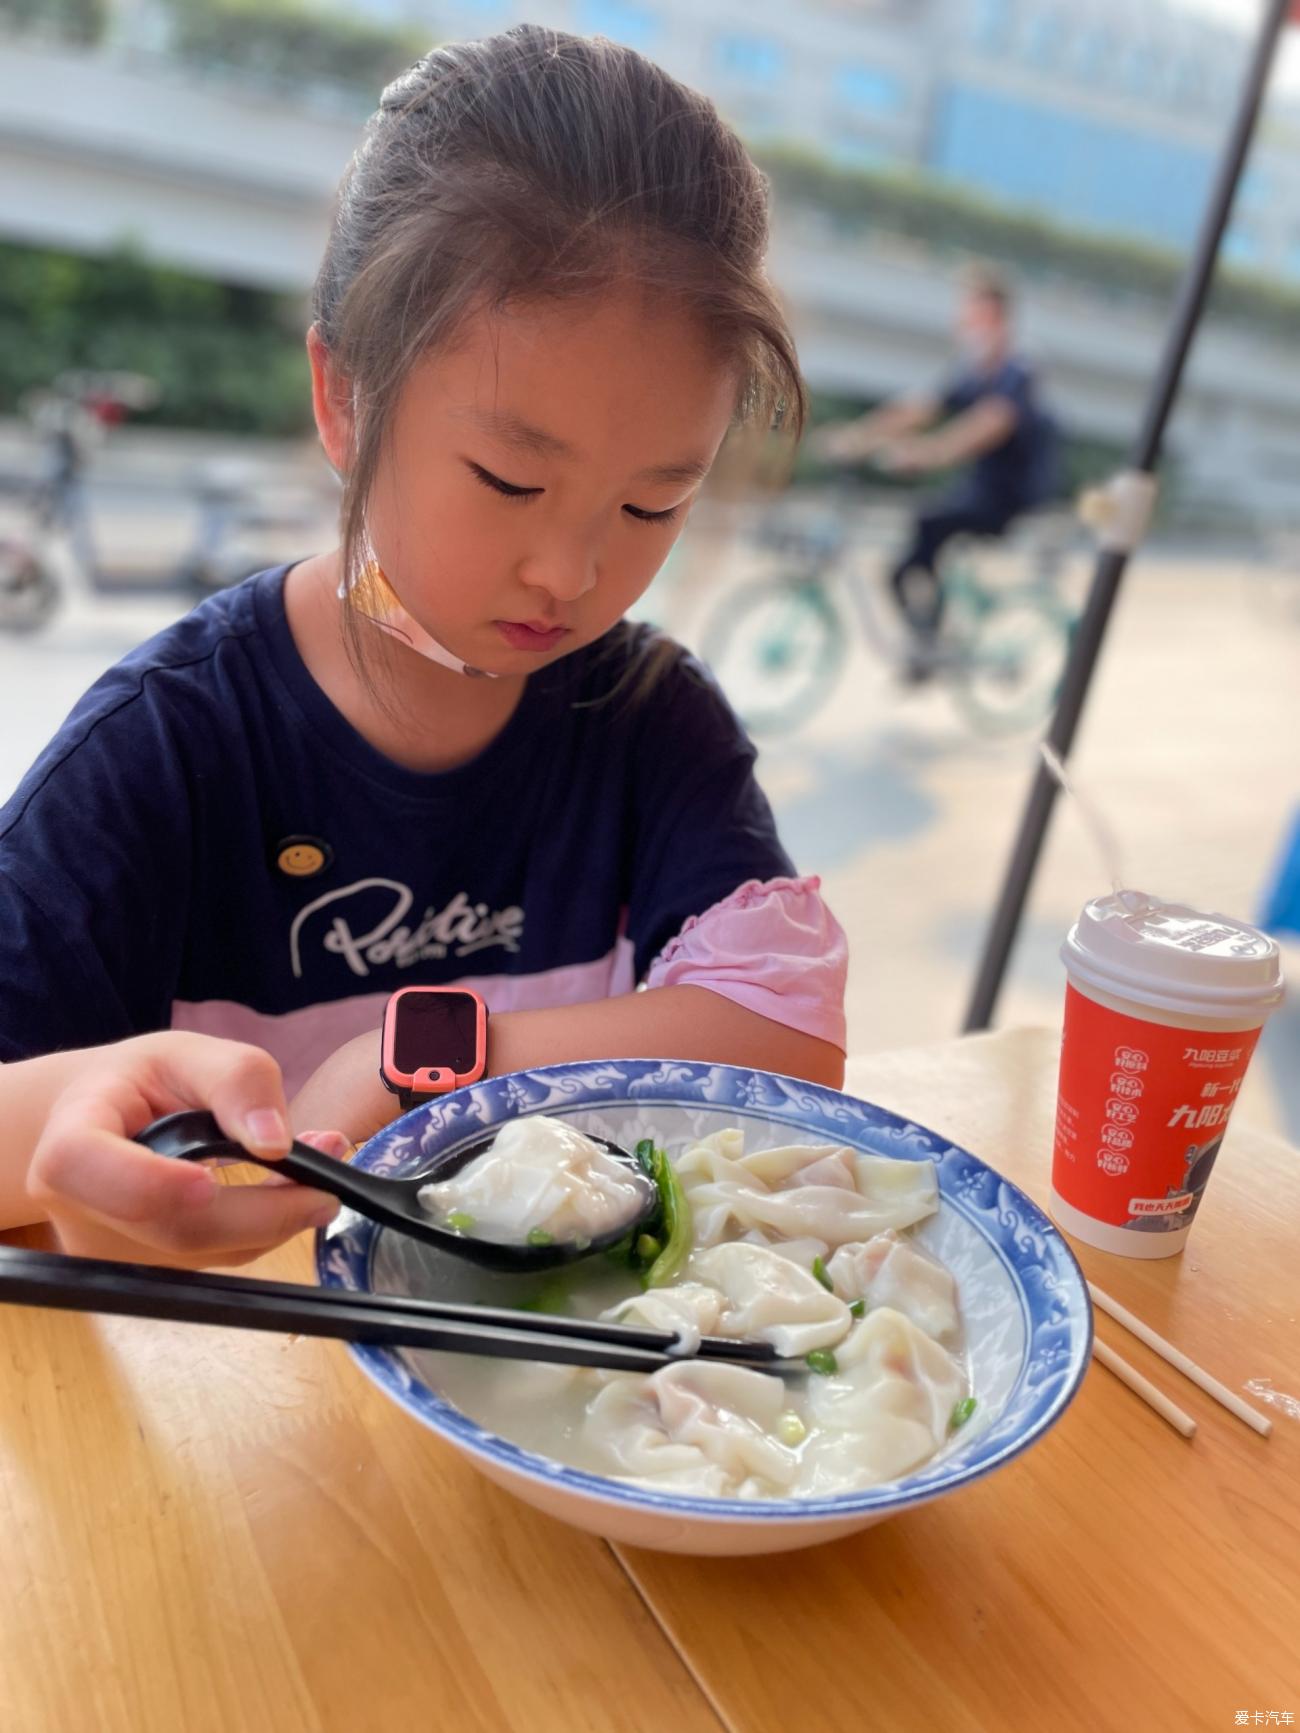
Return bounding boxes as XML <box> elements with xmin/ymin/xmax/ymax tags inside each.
<box><xmin>2</xmin><ymin>1028</ymin><xmax>1294</xmax><ymax>1732</ymax></box>
<box><xmin>0</xmin><ymin>1234</ymin><xmax>720</xmax><ymax>1732</ymax></box>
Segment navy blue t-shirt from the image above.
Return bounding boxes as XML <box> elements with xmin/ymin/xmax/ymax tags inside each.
<box><xmin>942</xmin><ymin>355</ymin><xmax>1058</xmax><ymax>511</ymax></box>
<box><xmin>0</xmin><ymin>566</ymin><xmax>794</xmax><ymax>1089</ymax></box>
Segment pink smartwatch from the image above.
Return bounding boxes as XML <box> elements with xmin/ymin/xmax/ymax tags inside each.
<box><xmin>380</xmin><ymin>986</ymin><xmax>488</xmax><ymax>1110</ymax></box>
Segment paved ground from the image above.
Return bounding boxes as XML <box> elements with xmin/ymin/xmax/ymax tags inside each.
<box><xmin>3</xmin><ymin>506</ymin><xmax>1297</xmax><ymax>1148</ymax></box>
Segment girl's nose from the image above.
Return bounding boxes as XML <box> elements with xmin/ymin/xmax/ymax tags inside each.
<box><xmin>518</xmin><ymin>540</ymin><xmax>599</xmax><ymax>605</ymax></box>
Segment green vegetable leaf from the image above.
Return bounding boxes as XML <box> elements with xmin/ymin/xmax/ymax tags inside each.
<box><xmin>805</xmin><ymin>1349</ymin><xmax>838</xmax><ymax>1376</ymax></box>
<box><xmin>811</xmin><ymin>1255</ymin><xmax>834</xmax><ymax>1293</ymax></box>
<box><xmin>951</xmin><ymin>1396</ymin><xmax>977</xmax><ymax>1430</ymax></box>
<box><xmin>526</xmin><ymin>1227</ymin><xmax>554</xmax><ymax>1247</ymax></box>
<box><xmin>644</xmin><ymin>1147</ymin><xmax>693</xmax><ymax>1289</ymax></box>
<box><xmin>445</xmin><ymin>1211</ymin><xmax>475</xmax><ymax>1233</ymax></box>
<box><xmin>604</xmin><ymin>1229</ymin><xmax>638</xmax><ymax>1270</ymax></box>
<box><xmin>848</xmin><ymin>1298</ymin><xmax>866</xmax><ymax>1319</ymax></box>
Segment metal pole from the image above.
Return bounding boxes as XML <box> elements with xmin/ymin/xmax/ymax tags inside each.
<box><xmin>962</xmin><ymin>0</ymin><xmax>1294</xmax><ymax>1034</ymax></box>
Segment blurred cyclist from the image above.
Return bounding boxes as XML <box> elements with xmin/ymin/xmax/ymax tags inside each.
<box><xmin>814</xmin><ymin>265</ymin><xmax>1060</xmax><ymax>677</ymax></box>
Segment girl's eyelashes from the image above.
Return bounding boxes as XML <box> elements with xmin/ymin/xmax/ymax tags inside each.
<box><xmin>468</xmin><ymin>461</ymin><xmax>539</xmax><ymax>501</ymax></box>
<box><xmin>467</xmin><ymin>461</ymin><xmax>684</xmax><ymax>526</ymax></box>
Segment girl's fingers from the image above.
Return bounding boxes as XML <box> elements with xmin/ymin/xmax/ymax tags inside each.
<box><xmin>32</xmin><ymin>1094</ymin><xmax>338</xmax><ymax>1257</ymax></box>
<box><xmin>32</xmin><ymin>1093</ymin><xmax>222</xmax><ymax>1222</ymax></box>
<box><xmin>51</xmin><ymin>1185</ymin><xmax>338</xmax><ymax>1268</ymax></box>
<box><xmin>144</xmin><ymin>1036</ymin><xmax>293</xmax><ymax>1159</ymax></box>
<box><xmin>30</xmin><ymin>1040</ymin><xmax>345</xmax><ymax>1263</ymax></box>
<box><xmin>53</xmin><ymin>1161</ymin><xmax>339</xmax><ymax>1260</ymax></box>
<box><xmin>112</xmin><ymin>1173</ymin><xmax>340</xmax><ymax>1257</ymax></box>
<box><xmin>297</xmin><ymin>1129</ymin><xmax>355</xmax><ymax>1161</ymax></box>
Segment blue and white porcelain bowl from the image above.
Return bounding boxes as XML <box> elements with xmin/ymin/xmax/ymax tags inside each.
<box><xmin>317</xmin><ymin>1059</ymin><xmax>1092</xmax><ymax>1556</ymax></box>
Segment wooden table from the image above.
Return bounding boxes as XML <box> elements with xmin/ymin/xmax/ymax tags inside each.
<box><xmin>2</xmin><ymin>1029</ymin><xmax>1296</xmax><ymax>1731</ymax></box>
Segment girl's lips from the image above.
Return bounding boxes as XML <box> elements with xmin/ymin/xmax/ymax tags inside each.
<box><xmin>494</xmin><ymin>620</ymin><xmax>571</xmax><ymax>652</ymax></box>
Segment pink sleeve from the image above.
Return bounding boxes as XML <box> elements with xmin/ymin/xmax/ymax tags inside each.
<box><xmin>644</xmin><ymin>874</ymin><xmax>848</xmax><ymax>1052</ymax></box>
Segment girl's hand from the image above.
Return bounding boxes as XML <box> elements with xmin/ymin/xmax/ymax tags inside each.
<box><xmin>27</xmin><ymin>1032</ymin><xmax>343</xmax><ymax>1268</ymax></box>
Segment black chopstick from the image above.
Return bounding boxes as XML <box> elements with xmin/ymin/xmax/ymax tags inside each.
<box><xmin>0</xmin><ymin>1246</ymin><xmax>776</xmax><ymax>1363</ymax></box>
<box><xmin>0</xmin><ymin>1247</ymin><xmax>786</xmax><ymax>1375</ymax></box>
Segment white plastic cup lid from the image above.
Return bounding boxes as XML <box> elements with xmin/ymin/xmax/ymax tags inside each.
<box><xmin>1061</xmin><ymin>890</ymin><xmax>1285</xmax><ymax>1020</ymax></box>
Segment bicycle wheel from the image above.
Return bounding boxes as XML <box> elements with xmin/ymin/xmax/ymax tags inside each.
<box><xmin>950</xmin><ymin>594</ymin><xmax>1071</xmax><ymax>737</ymax></box>
<box><xmin>0</xmin><ymin>539</ymin><xmax>60</xmax><ymax>633</ymax></box>
<box><xmin>701</xmin><ymin>577</ymin><xmax>847</xmax><ymax>736</ymax></box>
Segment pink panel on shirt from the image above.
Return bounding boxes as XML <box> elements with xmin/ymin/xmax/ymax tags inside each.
<box><xmin>172</xmin><ymin>939</ymin><xmax>636</xmax><ymax>1096</ymax></box>
<box><xmin>172</xmin><ymin>875</ymin><xmax>846</xmax><ymax>1099</ymax></box>
<box><xmin>644</xmin><ymin>875</ymin><xmax>848</xmax><ymax>1051</ymax></box>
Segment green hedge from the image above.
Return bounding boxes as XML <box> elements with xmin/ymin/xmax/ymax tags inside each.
<box><xmin>0</xmin><ymin>0</ymin><xmax>108</xmax><ymax>47</ymax></box>
<box><xmin>160</xmin><ymin>0</ymin><xmax>428</xmax><ymax>107</ymax></box>
<box><xmin>0</xmin><ymin>241</ymin><xmax>312</xmax><ymax>435</ymax></box>
<box><xmin>758</xmin><ymin>141</ymin><xmax>1300</xmax><ymax>343</ymax></box>
<box><xmin>9</xmin><ymin>133</ymin><xmax>1299</xmax><ymax>446</ymax></box>
<box><xmin>0</xmin><ymin>233</ymin><xmax>1151</xmax><ymax>482</ymax></box>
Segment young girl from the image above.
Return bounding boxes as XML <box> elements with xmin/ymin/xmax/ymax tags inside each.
<box><xmin>0</xmin><ymin>26</ymin><xmax>847</xmax><ymax>1265</ymax></box>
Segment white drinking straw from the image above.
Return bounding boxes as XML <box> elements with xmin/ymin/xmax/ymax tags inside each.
<box><xmin>1092</xmin><ymin>1338</ymin><xmax>1198</xmax><ymax>1438</ymax></box>
<box><xmin>1090</xmin><ymin>1283</ymin><xmax>1273</xmax><ymax>1437</ymax></box>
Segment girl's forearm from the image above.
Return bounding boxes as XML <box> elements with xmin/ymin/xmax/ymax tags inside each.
<box><xmin>290</xmin><ymin>985</ymin><xmax>846</xmax><ymax>1150</ymax></box>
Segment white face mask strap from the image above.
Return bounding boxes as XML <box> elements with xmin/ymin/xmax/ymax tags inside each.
<box><xmin>338</xmin><ymin>530</ymin><xmax>498</xmax><ymax>680</ymax></box>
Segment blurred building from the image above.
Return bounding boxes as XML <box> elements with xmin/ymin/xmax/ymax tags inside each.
<box><xmin>398</xmin><ymin>0</ymin><xmax>1299</xmax><ymax>277</ymax></box>
<box><xmin>6</xmin><ymin>0</ymin><xmax>1300</xmax><ymax>521</ymax></box>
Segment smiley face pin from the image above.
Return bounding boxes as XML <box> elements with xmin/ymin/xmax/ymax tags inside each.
<box><xmin>275</xmin><ymin>836</ymin><xmax>333</xmax><ymax>878</ymax></box>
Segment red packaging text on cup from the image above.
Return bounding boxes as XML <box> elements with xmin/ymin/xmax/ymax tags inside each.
<box><xmin>1051</xmin><ymin>892</ymin><xmax>1284</xmax><ymax>1259</ymax></box>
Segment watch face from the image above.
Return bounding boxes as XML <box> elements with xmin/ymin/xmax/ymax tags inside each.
<box><xmin>393</xmin><ymin>991</ymin><xmax>479</xmax><ymax>1077</ymax></box>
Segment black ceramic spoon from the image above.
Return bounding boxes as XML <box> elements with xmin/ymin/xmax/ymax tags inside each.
<box><xmin>135</xmin><ymin>1110</ymin><xmax>660</xmax><ymax>1273</ymax></box>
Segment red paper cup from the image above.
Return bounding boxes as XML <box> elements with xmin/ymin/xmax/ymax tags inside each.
<box><xmin>1051</xmin><ymin>892</ymin><xmax>1284</xmax><ymax>1258</ymax></box>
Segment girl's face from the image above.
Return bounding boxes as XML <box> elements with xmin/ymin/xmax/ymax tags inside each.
<box><xmin>315</xmin><ymin>289</ymin><xmax>741</xmax><ymax>674</ymax></box>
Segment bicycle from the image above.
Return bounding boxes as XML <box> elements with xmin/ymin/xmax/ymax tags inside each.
<box><xmin>699</xmin><ymin>484</ymin><xmax>1079</xmax><ymax>738</ymax></box>
<box><xmin>0</xmin><ymin>371</ymin><xmax>331</xmax><ymax>633</ymax></box>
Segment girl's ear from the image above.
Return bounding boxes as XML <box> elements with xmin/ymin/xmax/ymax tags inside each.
<box><xmin>306</xmin><ymin>324</ymin><xmax>354</xmax><ymax>476</ymax></box>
